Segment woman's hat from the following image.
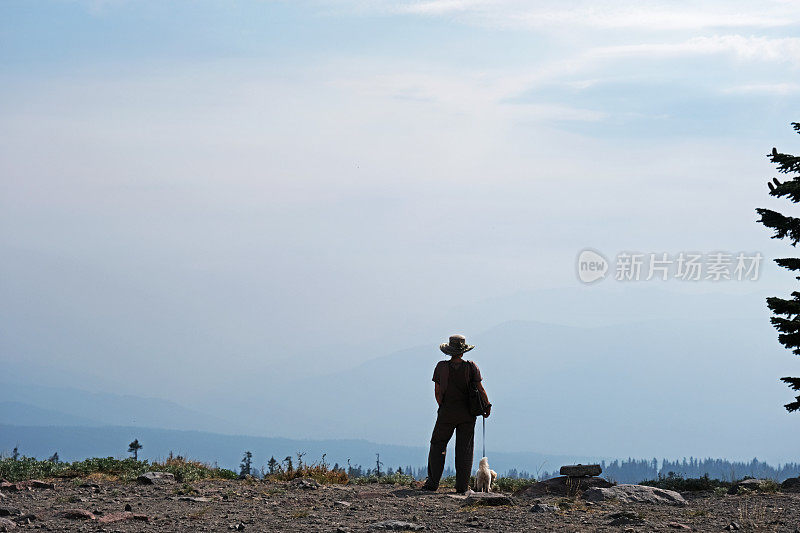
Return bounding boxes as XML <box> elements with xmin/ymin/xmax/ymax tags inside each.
<box><xmin>440</xmin><ymin>334</ymin><xmax>475</xmax><ymax>355</ymax></box>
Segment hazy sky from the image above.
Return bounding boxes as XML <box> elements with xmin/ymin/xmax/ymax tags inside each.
<box><xmin>3</xmin><ymin>0</ymin><xmax>800</xmax><ymax>443</ymax></box>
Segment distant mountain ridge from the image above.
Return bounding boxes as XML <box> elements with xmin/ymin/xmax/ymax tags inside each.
<box><xmin>0</xmin><ymin>401</ymin><xmax>102</xmax><ymax>427</ymax></box>
<box><xmin>0</xmin><ymin>382</ymin><xmax>243</xmax><ymax>435</ymax></box>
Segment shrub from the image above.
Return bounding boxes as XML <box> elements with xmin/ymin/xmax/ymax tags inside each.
<box><xmin>640</xmin><ymin>473</ymin><xmax>732</xmax><ymax>492</ymax></box>
<box><xmin>0</xmin><ymin>455</ymin><xmax>236</xmax><ymax>482</ymax></box>
<box><xmin>264</xmin><ymin>455</ymin><xmax>348</xmax><ymax>485</ymax></box>
<box><xmin>495</xmin><ymin>476</ymin><xmax>536</xmax><ymax>493</ymax></box>
<box><xmin>154</xmin><ymin>455</ymin><xmax>237</xmax><ymax>482</ymax></box>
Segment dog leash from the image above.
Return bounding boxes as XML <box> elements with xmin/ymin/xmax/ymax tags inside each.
<box><xmin>482</xmin><ymin>416</ymin><xmax>486</xmax><ymax>458</ymax></box>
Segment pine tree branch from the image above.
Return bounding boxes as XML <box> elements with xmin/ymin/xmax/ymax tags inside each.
<box><xmin>774</xmin><ymin>258</ymin><xmax>800</xmax><ymax>271</ymax></box>
<box><xmin>781</xmin><ymin>376</ymin><xmax>800</xmax><ymax>390</ymax></box>
<box><xmin>766</xmin><ymin>293</ymin><xmax>800</xmax><ymax>317</ymax></box>
<box><xmin>768</xmin><ymin>153</ymin><xmax>800</xmax><ymax>175</ymax></box>
<box><xmin>768</xmin><ymin>179</ymin><xmax>800</xmax><ymax>202</ymax></box>
<box><xmin>777</xmin><ymin>333</ymin><xmax>800</xmax><ymax>354</ymax></box>
<box><xmin>770</xmin><ymin>316</ymin><xmax>800</xmax><ymax>334</ymax></box>
<box><xmin>785</xmin><ymin>396</ymin><xmax>800</xmax><ymax>412</ymax></box>
<box><xmin>756</xmin><ymin>208</ymin><xmax>800</xmax><ymax>246</ymax></box>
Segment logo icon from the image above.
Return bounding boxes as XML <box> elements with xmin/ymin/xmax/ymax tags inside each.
<box><xmin>577</xmin><ymin>249</ymin><xmax>608</xmax><ymax>283</ymax></box>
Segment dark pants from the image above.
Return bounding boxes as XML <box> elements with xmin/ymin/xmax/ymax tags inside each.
<box><xmin>424</xmin><ymin>416</ymin><xmax>476</xmax><ymax>492</ymax></box>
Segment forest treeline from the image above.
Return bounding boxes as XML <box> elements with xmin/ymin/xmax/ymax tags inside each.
<box><xmin>532</xmin><ymin>457</ymin><xmax>800</xmax><ymax>484</ymax></box>
<box><xmin>309</xmin><ymin>457</ymin><xmax>800</xmax><ymax>484</ymax></box>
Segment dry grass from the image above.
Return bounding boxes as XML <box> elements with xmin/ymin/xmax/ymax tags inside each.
<box><xmin>263</xmin><ymin>454</ymin><xmax>348</xmax><ymax>485</ymax></box>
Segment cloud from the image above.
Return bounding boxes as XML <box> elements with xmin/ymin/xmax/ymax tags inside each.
<box><xmin>722</xmin><ymin>83</ymin><xmax>800</xmax><ymax>95</ymax></box>
<box><xmin>374</xmin><ymin>0</ymin><xmax>798</xmax><ymax>30</ymax></box>
<box><xmin>589</xmin><ymin>35</ymin><xmax>800</xmax><ymax>63</ymax></box>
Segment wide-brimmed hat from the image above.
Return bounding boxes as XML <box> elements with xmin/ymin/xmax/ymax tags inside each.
<box><xmin>440</xmin><ymin>334</ymin><xmax>475</xmax><ymax>355</ymax></box>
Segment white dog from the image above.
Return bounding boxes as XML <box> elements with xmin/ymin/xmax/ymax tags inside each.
<box><xmin>475</xmin><ymin>457</ymin><xmax>497</xmax><ymax>493</ymax></box>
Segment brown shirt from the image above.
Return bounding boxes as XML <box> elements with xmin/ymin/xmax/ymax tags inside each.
<box><xmin>432</xmin><ymin>359</ymin><xmax>482</xmax><ymax>423</ymax></box>
<box><xmin>432</xmin><ymin>359</ymin><xmax>483</xmax><ymax>392</ymax></box>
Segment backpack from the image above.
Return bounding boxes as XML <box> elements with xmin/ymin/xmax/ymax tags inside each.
<box><xmin>463</xmin><ymin>360</ymin><xmax>486</xmax><ymax>417</ymax></box>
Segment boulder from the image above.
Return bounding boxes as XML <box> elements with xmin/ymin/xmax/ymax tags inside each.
<box><xmin>0</xmin><ymin>518</ymin><xmax>14</xmax><ymax>532</ymax></box>
<box><xmin>584</xmin><ymin>484</ymin><xmax>687</xmax><ymax>506</ymax></box>
<box><xmin>606</xmin><ymin>511</ymin><xmax>644</xmax><ymax>526</ymax></box>
<box><xmin>136</xmin><ymin>472</ymin><xmax>175</xmax><ymax>485</ymax></box>
<box><xmin>515</xmin><ymin>476</ymin><xmax>613</xmax><ymax>498</ymax></box>
<box><xmin>781</xmin><ymin>476</ymin><xmax>800</xmax><ymax>493</ymax></box>
<box><xmin>289</xmin><ymin>478</ymin><xmax>320</xmax><ymax>490</ymax></box>
<box><xmin>0</xmin><ymin>509</ymin><xmax>19</xmax><ymax>518</ymax></box>
<box><xmin>560</xmin><ymin>464</ymin><xmax>602</xmax><ymax>477</ymax></box>
<box><xmin>727</xmin><ymin>479</ymin><xmax>776</xmax><ymax>494</ymax></box>
<box><xmin>530</xmin><ymin>503</ymin><xmax>558</xmax><ymax>513</ymax></box>
<box><xmin>463</xmin><ymin>492</ymin><xmax>514</xmax><ymax>506</ymax></box>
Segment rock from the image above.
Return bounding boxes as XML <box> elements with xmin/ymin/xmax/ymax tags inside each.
<box><xmin>560</xmin><ymin>464</ymin><xmax>602</xmax><ymax>477</ymax></box>
<box><xmin>124</xmin><ymin>503</ymin><xmax>132</xmax><ymax>511</ymax></box>
<box><xmin>137</xmin><ymin>472</ymin><xmax>175</xmax><ymax>485</ymax></box>
<box><xmin>24</xmin><ymin>480</ymin><xmax>54</xmax><ymax>489</ymax></box>
<box><xmin>463</xmin><ymin>492</ymin><xmax>514</xmax><ymax>506</ymax></box>
<box><xmin>607</xmin><ymin>511</ymin><xmax>644</xmax><ymax>526</ymax></box>
<box><xmin>97</xmin><ymin>512</ymin><xmax>150</xmax><ymax>524</ymax></box>
<box><xmin>725</xmin><ymin>522</ymin><xmax>741</xmax><ymax>531</ymax></box>
<box><xmin>0</xmin><ymin>509</ymin><xmax>19</xmax><ymax>518</ymax></box>
<box><xmin>667</xmin><ymin>522</ymin><xmax>691</xmax><ymax>530</ymax></box>
<box><xmin>584</xmin><ymin>484</ymin><xmax>687</xmax><ymax>506</ymax></box>
<box><xmin>371</xmin><ymin>520</ymin><xmax>425</xmax><ymax>531</ymax></box>
<box><xmin>0</xmin><ymin>480</ymin><xmax>52</xmax><ymax>491</ymax></box>
<box><xmin>333</xmin><ymin>501</ymin><xmax>351</xmax><ymax>507</ymax></box>
<box><xmin>178</xmin><ymin>496</ymin><xmax>212</xmax><ymax>502</ymax></box>
<box><xmin>515</xmin><ymin>476</ymin><xmax>613</xmax><ymax>498</ymax></box>
<box><xmin>290</xmin><ymin>478</ymin><xmax>320</xmax><ymax>490</ymax></box>
<box><xmin>782</xmin><ymin>476</ymin><xmax>800</xmax><ymax>493</ymax></box>
<box><xmin>229</xmin><ymin>522</ymin><xmax>245</xmax><ymax>531</ymax></box>
<box><xmin>728</xmin><ymin>479</ymin><xmax>775</xmax><ymax>494</ymax></box>
<box><xmin>59</xmin><ymin>509</ymin><xmax>97</xmax><ymax>520</ymax></box>
<box><xmin>0</xmin><ymin>518</ymin><xmax>15</xmax><ymax>532</ymax></box>
<box><xmin>15</xmin><ymin>514</ymin><xmax>36</xmax><ymax>525</ymax></box>
<box><xmin>530</xmin><ymin>503</ymin><xmax>558</xmax><ymax>513</ymax></box>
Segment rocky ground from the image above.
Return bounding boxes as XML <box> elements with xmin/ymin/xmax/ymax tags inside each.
<box><xmin>1</xmin><ymin>476</ymin><xmax>800</xmax><ymax>532</ymax></box>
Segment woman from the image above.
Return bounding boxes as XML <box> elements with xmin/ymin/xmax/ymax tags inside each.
<box><xmin>422</xmin><ymin>334</ymin><xmax>491</xmax><ymax>493</ymax></box>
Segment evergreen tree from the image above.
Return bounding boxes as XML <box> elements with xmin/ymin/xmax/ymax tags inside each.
<box><xmin>240</xmin><ymin>451</ymin><xmax>253</xmax><ymax>477</ymax></box>
<box><xmin>267</xmin><ymin>456</ymin><xmax>278</xmax><ymax>474</ymax></box>
<box><xmin>756</xmin><ymin>122</ymin><xmax>800</xmax><ymax>412</ymax></box>
<box><xmin>12</xmin><ymin>446</ymin><xmax>19</xmax><ymax>461</ymax></box>
<box><xmin>128</xmin><ymin>439</ymin><xmax>142</xmax><ymax>461</ymax></box>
